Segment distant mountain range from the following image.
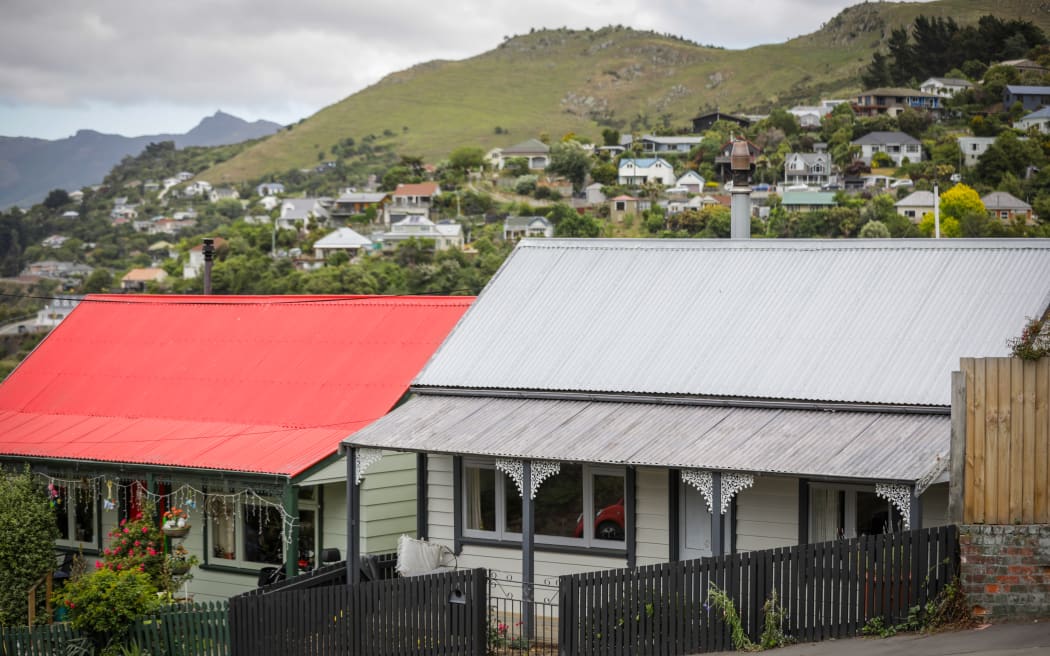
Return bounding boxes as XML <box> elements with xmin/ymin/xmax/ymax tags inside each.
<box><xmin>0</xmin><ymin>111</ymin><xmax>282</xmax><ymax>208</ymax></box>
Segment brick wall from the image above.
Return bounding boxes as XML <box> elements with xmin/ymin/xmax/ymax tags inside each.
<box><xmin>960</xmin><ymin>525</ymin><xmax>1050</xmax><ymax>621</ymax></box>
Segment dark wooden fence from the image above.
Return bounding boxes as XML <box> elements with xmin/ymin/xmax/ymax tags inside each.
<box><xmin>229</xmin><ymin>567</ymin><xmax>487</xmax><ymax>656</ymax></box>
<box><xmin>559</xmin><ymin>525</ymin><xmax>959</xmax><ymax>655</ymax></box>
<box><xmin>0</xmin><ymin>601</ymin><xmax>229</xmax><ymax>656</ymax></box>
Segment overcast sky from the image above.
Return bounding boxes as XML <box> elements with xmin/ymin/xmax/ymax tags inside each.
<box><xmin>1</xmin><ymin>0</ymin><xmax>925</xmax><ymax>140</ymax></box>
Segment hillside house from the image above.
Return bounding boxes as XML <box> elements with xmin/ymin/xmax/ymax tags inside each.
<box><xmin>691</xmin><ymin>110</ymin><xmax>750</xmax><ymax>133</ymax></box>
<box><xmin>781</xmin><ymin>191</ymin><xmax>837</xmax><ymax>213</ymax></box>
<box><xmin>853</xmin><ymin>131</ymin><xmax>923</xmax><ymax>166</ymax></box>
<box><xmin>256</xmin><ymin>183</ymin><xmax>285</xmax><ymax>197</ymax></box>
<box><xmin>312</xmin><ymin>227</ymin><xmax>373</xmax><ymax>261</ymax></box>
<box><xmin>895</xmin><ymin>190</ymin><xmax>937</xmax><ymax>223</ymax></box>
<box><xmin>783</xmin><ymin>153</ymin><xmax>832</xmax><ymax>187</ymax></box>
<box><xmin>634</xmin><ymin>135</ymin><xmax>702</xmax><ymax>154</ymax></box>
<box><xmin>982</xmin><ymin>191</ymin><xmax>1034</xmax><ymax>225</ymax></box>
<box><xmin>209</xmin><ymin>187</ymin><xmax>240</xmax><ymax>203</ymax></box>
<box><xmin>787</xmin><ymin>106</ymin><xmax>825</xmax><ymax>129</ymax></box>
<box><xmin>714</xmin><ymin>140</ymin><xmax>761</xmax><ymax>181</ymax></box>
<box><xmin>1003</xmin><ymin>85</ymin><xmax>1050</xmax><ymax>111</ymax></box>
<box><xmin>919</xmin><ymin>77</ymin><xmax>973</xmax><ymax>97</ymax></box>
<box><xmin>279</xmin><ymin>198</ymin><xmax>331</xmax><ymax>231</ymax></box>
<box><xmin>1015</xmin><ymin>107</ymin><xmax>1050</xmax><ymax>132</ymax></box>
<box><xmin>121</xmin><ymin>267</ymin><xmax>168</xmax><ymax>291</ymax></box>
<box><xmin>332</xmin><ymin>192</ymin><xmax>388</xmax><ymax>218</ymax></box>
<box><xmin>999</xmin><ymin>59</ymin><xmax>1049</xmax><ymax>76</ymax></box>
<box><xmin>496</xmin><ymin>139</ymin><xmax>550</xmax><ymax>171</ymax></box>
<box><xmin>503</xmin><ymin>216</ymin><xmax>553</xmax><ymax>241</ymax></box>
<box><xmin>853</xmin><ymin>88</ymin><xmax>942</xmax><ymax>117</ymax></box>
<box><xmin>608</xmin><ymin>195</ymin><xmax>650</xmax><ymax>222</ymax></box>
<box><xmin>618</xmin><ymin>159</ymin><xmax>676</xmax><ymax>186</ymax></box>
<box><xmin>957</xmin><ymin>137</ymin><xmax>998</xmax><ymax>167</ymax></box>
<box><xmin>377</xmin><ymin>216</ymin><xmax>463</xmax><ymax>252</ymax></box>
<box><xmin>343</xmin><ymin>239</ymin><xmax>1050</xmax><ymax>593</ymax></box>
<box><xmin>675</xmin><ymin>171</ymin><xmax>706</xmax><ymax>194</ymax></box>
<box><xmin>384</xmin><ymin>183</ymin><xmax>440</xmax><ymax>227</ymax></box>
<box><xmin>0</xmin><ymin>295</ymin><xmax>471</xmax><ymax>601</ymax></box>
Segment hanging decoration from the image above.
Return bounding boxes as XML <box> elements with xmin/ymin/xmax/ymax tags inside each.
<box><xmin>681</xmin><ymin>469</ymin><xmax>754</xmax><ymax>515</ymax></box>
<box><xmin>34</xmin><ymin>473</ymin><xmax>300</xmax><ymax>554</ymax></box>
<box><xmin>355</xmin><ymin>448</ymin><xmax>384</xmax><ymax>486</ymax></box>
<box><xmin>494</xmin><ymin>459</ymin><xmax>561</xmax><ymax>500</ymax></box>
<box><xmin>875</xmin><ymin>483</ymin><xmax>912</xmax><ymax>530</ymax></box>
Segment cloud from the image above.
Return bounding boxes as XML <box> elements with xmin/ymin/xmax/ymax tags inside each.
<box><xmin>0</xmin><ymin>0</ymin><xmax>926</xmax><ymax>138</ymax></box>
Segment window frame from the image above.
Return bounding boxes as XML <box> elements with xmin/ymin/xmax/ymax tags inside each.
<box><xmin>808</xmin><ymin>482</ymin><xmax>904</xmax><ymax>541</ymax></box>
<box><xmin>54</xmin><ymin>482</ymin><xmax>100</xmax><ymax>551</ymax></box>
<box><xmin>204</xmin><ymin>493</ymin><xmax>318</xmax><ymax>571</ymax></box>
<box><xmin>460</xmin><ymin>458</ymin><xmax>627</xmax><ymax>550</ymax></box>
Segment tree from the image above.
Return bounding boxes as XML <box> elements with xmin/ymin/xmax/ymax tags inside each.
<box><xmin>859</xmin><ymin>220</ymin><xmax>891</xmax><ymax>238</ymax></box>
<box><xmin>940</xmin><ymin>183</ymin><xmax>985</xmax><ymax>223</ymax></box>
<box><xmin>81</xmin><ymin>268</ymin><xmax>114</xmax><ymax>293</ymax></box>
<box><xmin>43</xmin><ymin>189</ymin><xmax>71</xmax><ymax>210</ymax></box>
<box><xmin>448</xmin><ymin>146</ymin><xmax>485</xmax><ymax>172</ymax></box>
<box><xmin>0</xmin><ymin>468</ymin><xmax>60</xmax><ymax>626</ymax></box>
<box><xmin>547</xmin><ymin>142</ymin><xmax>592</xmax><ymax>193</ymax></box>
<box><xmin>554</xmin><ymin>212</ymin><xmax>602</xmax><ymax>238</ymax></box>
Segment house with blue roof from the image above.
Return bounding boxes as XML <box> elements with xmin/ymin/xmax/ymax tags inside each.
<box><xmin>618</xmin><ymin>158</ymin><xmax>676</xmax><ymax>186</ymax></box>
<box><xmin>1003</xmin><ymin>85</ymin><xmax>1050</xmax><ymax>112</ymax></box>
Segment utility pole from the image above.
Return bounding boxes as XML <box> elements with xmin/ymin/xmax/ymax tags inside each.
<box><xmin>202</xmin><ymin>238</ymin><xmax>214</xmax><ymax>294</ymax></box>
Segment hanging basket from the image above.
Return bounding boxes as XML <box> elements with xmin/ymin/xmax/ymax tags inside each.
<box><xmin>170</xmin><ymin>561</ymin><xmax>192</xmax><ymax>575</ymax></box>
<box><xmin>163</xmin><ymin>525</ymin><xmax>191</xmax><ymax>538</ymax></box>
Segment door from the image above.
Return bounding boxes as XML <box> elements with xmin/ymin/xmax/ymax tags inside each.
<box><xmin>680</xmin><ymin>482</ymin><xmax>731</xmax><ymax>560</ymax></box>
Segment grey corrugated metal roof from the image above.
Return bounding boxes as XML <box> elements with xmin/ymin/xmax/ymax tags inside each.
<box><xmin>416</xmin><ymin>239</ymin><xmax>1050</xmax><ymax>406</ymax></box>
<box><xmin>346</xmin><ymin>395</ymin><xmax>948</xmax><ymax>483</ymax></box>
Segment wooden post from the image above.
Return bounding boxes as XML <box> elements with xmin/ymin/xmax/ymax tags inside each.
<box><xmin>711</xmin><ymin>471</ymin><xmax>724</xmax><ymax>558</ymax></box>
<box><xmin>283</xmin><ymin>484</ymin><xmax>299</xmax><ymax>579</ymax></box>
<box><xmin>626</xmin><ymin>466</ymin><xmax>637</xmax><ymax>569</ymax></box>
<box><xmin>798</xmin><ymin>478</ymin><xmax>810</xmax><ymax>545</ymax></box>
<box><xmin>949</xmin><ymin>370</ymin><xmax>967</xmax><ymax>524</ymax></box>
<box><xmin>416</xmin><ymin>453</ymin><xmax>428</xmax><ymax>540</ymax></box>
<box><xmin>346</xmin><ymin>448</ymin><xmax>360</xmax><ymax>585</ymax></box>
<box><xmin>910</xmin><ymin>485</ymin><xmax>923</xmax><ymax>531</ymax></box>
<box><xmin>668</xmin><ymin>469</ymin><xmax>680</xmax><ymax>562</ymax></box>
<box><xmin>522</xmin><ymin>461</ymin><xmax>535</xmax><ymax>642</ymax></box>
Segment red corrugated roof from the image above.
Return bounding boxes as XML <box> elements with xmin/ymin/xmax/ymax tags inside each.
<box><xmin>0</xmin><ymin>295</ymin><xmax>472</xmax><ymax>477</ymax></box>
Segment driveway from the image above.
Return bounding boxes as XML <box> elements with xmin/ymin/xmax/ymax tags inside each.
<box><xmin>738</xmin><ymin>622</ymin><xmax>1050</xmax><ymax>656</ymax></box>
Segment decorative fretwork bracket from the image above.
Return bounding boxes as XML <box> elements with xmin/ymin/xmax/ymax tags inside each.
<box><xmin>681</xmin><ymin>469</ymin><xmax>754</xmax><ymax>515</ymax></box>
<box><xmin>875</xmin><ymin>483</ymin><xmax>912</xmax><ymax>530</ymax></box>
<box><xmin>495</xmin><ymin>459</ymin><xmax>561</xmax><ymax>500</ymax></box>
<box><xmin>355</xmin><ymin>448</ymin><xmax>384</xmax><ymax>486</ymax></box>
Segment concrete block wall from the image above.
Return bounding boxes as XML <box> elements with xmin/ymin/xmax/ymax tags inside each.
<box><xmin>960</xmin><ymin>525</ymin><xmax>1050</xmax><ymax>621</ymax></box>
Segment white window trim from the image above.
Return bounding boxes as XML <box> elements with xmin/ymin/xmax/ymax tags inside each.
<box><xmin>461</xmin><ymin>459</ymin><xmax>626</xmax><ymax>549</ymax></box>
<box><xmin>54</xmin><ymin>483</ymin><xmax>99</xmax><ymax>550</ymax></box>
<box><xmin>205</xmin><ymin>494</ymin><xmax>315</xmax><ymax>570</ymax></box>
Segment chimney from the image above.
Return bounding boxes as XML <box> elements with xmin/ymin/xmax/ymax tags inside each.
<box><xmin>729</xmin><ymin>139</ymin><xmax>753</xmax><ymax>239</ymax></box>
<box><xmin>202</xmin><ymin>238</ymin><xmax>215</xmax><ymax>295</ymax></box>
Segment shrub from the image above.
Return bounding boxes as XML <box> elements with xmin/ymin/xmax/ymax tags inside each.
<box><xmin>0</xmin><ymin>468</ymin><xmax>60</xmax><ymax>626</ymax></box>
<box><xmin>99</xmin><ymin>506</ymin><xmax>172</xmax><ymax>593</ymax></box>
<box><xmin>1009</xmin><ymin>317</ymin><xmax>1050</xmax><ymax>360</ymax></box>
<box><xmin>58</xmin><ymin>568</ymin><xmax>161</xmax><ymax>652</ymax></box>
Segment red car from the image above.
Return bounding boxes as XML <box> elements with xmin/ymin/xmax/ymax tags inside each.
<box><xmin>574</xmin><ymin>498</ymin><xmax>625</xmax><ymax>540</ymax></box>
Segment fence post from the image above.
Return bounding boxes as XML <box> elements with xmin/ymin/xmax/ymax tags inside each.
<box><xmin>473</xmin><ymin>569</ymin><xmax>488</xmax><ymax>656</ymax></box>
<box><xmin>949</xmin><ymin>370</ymin><xmax>967</xmax><ymax>524</ymax></box>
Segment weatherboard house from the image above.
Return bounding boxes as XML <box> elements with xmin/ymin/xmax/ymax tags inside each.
<box><xmin>0</xmin><ymin>295</ymin><xmax>471</xmax><ymax>600</ymax></box>
<box><xmin>344</xmin><ymin>239</ymin><xmax>1050</xmax><ymax>596</ymax></box>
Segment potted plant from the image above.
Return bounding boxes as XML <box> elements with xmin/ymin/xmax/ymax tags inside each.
<box><xmin>162</xmin><ymin>507</ymin><xmax>191</xmax><ymax>538</ymax></box>
<box><xmin>167</xmin><ymin>544</ymin><xmax>198</xmax><ymax>576</ymax></box>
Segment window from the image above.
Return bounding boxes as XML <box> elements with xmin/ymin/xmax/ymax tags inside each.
<box><xmin>809</xmin><ymin>484</ymin><xmax>904</xmax><ymax>542</ymax></box>
<box><xmin>55</xmin><ymin>483</ymin><xmax>97</xmax><ymax>549</ymax></box>
<box><xmin>462</xmin><ymin>460</ymin><xmax>625</xmax><ymax>548</ymax></box>
<box><xmin>207</xmin><ymin>491</ymin><xmax>318</xmax><ymax>570</ymax></box>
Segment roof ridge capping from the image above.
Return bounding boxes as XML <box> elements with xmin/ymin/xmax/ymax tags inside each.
<box><xmin>516</xmin><ymin>237</ymin><xmax>1050</xmax><ymax>250</ymax></box>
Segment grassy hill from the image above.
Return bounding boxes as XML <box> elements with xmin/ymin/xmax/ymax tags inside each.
<box><xmin>202</xmin><ymin>0</ymin><xmax>1050</xmax><ymax>184</ymax></box>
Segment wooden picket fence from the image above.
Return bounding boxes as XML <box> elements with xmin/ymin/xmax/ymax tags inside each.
<box><xmin>558</xmin><ymin>525</ymin><xmax>959</xmax><ymax>656</ymax></box>
<box><xmin>228</xmin><ymin>568</ymin><xmax>487</xmax><ymax>656</ymax></box>
<box><xmin>961</xmin><ymin>357</ymin><xmax>1050</xmax><ymax>525</ymax></box>
<box><xmin>0</xmin><ymin>601</ymin><xmax>229</xmax><ymax>656</ymax></box>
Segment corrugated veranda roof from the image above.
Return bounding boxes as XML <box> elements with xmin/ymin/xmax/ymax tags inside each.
<box><xmin>0</xmin><ymin>294</ymin><xmax>472</xmax><ymax>477</ymax></box>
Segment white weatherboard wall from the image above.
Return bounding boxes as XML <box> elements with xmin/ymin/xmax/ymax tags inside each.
<box><xmin>359</xmin><ymin>452</ymin><xmax>418</xmax><ymax>554</ymax></box>
<box><xmin>735</xmin><ymin>476</ymin><xmax>799</xmax><ymax>552</ymax></box>
<box><xmin>636</xmin><ymin>467</ymin><xmax>670</xmax><ymax>566</ymax></box>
